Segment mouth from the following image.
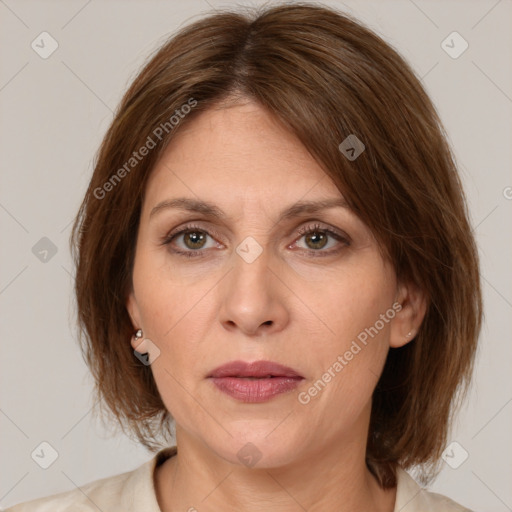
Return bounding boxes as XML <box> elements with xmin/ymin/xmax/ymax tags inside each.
<box><xmin>208</xmin><ymin>360</ymin><xmax>303</xmax><ymax>379</ymax></box>
<box><xmin>208</xmin><ymin>360</ymin><xmax>304</xmax><ymax>403</ymax></box>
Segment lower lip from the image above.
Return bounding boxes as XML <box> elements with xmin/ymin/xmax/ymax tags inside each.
<box><xmin>210</xmin><ymin>376</ymin><xmax>303</xmax><ymax>403</ymax></box>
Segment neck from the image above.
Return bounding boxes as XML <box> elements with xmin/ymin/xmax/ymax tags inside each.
<box><xmin>154</xmin><ymin>427</ymin><xmax>396</xmax><ymax>512</ymax></box>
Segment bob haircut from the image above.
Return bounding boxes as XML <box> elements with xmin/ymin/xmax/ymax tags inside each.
<box><xmin>71</xmin><ymin>2</ymin><xmax>482</xmax><ymax>488</ymax></box>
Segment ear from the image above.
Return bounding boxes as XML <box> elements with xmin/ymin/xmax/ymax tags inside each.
<box><xmin>389</xmin><ymin>280</ymin><xmax>427</xmax><ymax>348</ymax></box>
<box><xmin>126</xmin><ymin>290</ymin><xmax>143</xmax><ymax>351</ymax></box>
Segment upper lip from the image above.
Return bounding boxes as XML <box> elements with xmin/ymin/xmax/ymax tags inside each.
<box><xmin>208</xmin><ymin>360</ymin><xmax>303</xmax><ymax>379</ymax></box>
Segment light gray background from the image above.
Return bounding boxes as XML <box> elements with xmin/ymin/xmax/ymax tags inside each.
<box><xmin>1</xmin><ymin>0</ymin><xmax>511</xmax><ymax>510</ymax></box>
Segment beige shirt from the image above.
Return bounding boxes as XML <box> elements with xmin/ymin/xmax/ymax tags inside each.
<box><xmin>5</xmin><ymin>446</ymin><xmax>472</xmax><ymax>511</ymax></box>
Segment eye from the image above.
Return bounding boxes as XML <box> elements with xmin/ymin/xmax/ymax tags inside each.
<box><xmin>161</xmin><ymin>224</ymin><xmax>221</xmax><ymax>258</ymax></box>
<box><xmin>292</xmin><ymin>223</ymin><xmax>350</xmax><ymax>257</ymax></box>
<box><xmin>161</xmin><ymin>222</ymin><xmax>350</xmax><ymax>259</ymax></box>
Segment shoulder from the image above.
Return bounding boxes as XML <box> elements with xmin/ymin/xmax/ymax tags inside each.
<box><xmin>4</xmin><ymin>447</ymin><xmax>176</xmax><ymax>512</ymax></box>
<box><xmin>395</xmin><ymin>467</ymin><xmax>474</xmax><ymax>512</ymax></box>
<box><xmin>4</xmin><ymin>467</ymin><xmax>147</xmax><ymax>512</ymax></box>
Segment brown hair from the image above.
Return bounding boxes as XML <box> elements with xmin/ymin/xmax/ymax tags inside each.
<box><xmin>70</xmin><ymin>2</ymin><xmax>482</xmax><ymax>487</ymax></box>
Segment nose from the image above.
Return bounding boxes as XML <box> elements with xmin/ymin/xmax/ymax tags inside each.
<box><xmin>218</xmin><ymin>246</ymin><xmax>289</xmax><ymax>338</ymax></box>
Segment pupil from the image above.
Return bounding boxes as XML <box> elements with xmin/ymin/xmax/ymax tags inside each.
<box><xmin>185</xmin><ymin>231</ymin><xmax>205</xmax><ymax>249</ymax></box>
<box><xmin>306</xmin><ymin>232</ymin><xmax>327</xmax><ymax>249</ymax></box>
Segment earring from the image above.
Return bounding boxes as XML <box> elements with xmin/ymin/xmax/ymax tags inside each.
<box><xmin>406</xmin><ymin>331</ymin><xmax>413</xmax><ymax>339</ymax></box>
<box><xmin>134</xmin><ymin>329</ymin><xmax>143</xmax><ymax>341</ymax></box>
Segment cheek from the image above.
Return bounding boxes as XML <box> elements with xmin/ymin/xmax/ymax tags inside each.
<box><xmin>132</xmin><ymin>245</ymin><xmax>213</xmax><ymax>338</ymax></box>
<box><xmin>295</xmin><ymin>263</ymin><xmax>395</xmax><ymax>414</ymax></box>
<box><xmin>137</xmin><ymin>253</ymin><xmax>227</xmax><ymax>341</ymax></box>
<box><xmin>296</xmin><ymin>324</ymin><xmax>390</xmax><ymax>440</ymax></box>
<box><xmin>293</xmin><ymin>258</ymin><xmax>395</xmax><ymax>345</ymax></box>
<box><xmin>137</xmin><ymin>282</ymin><xmax>213</xmax><ymax>367</ymax></box>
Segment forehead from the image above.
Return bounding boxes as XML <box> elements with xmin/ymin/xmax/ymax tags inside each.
<box><xmin>143</xmin><ymin>101</ymin><xmax>342</xmax><ymax>217</ymax></box>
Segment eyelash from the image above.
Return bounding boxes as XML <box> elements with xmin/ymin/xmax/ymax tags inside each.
<box><xmin>160</xmin><ymin>223</ymin><xmax>350</xmax><ymax>259</ymax></box>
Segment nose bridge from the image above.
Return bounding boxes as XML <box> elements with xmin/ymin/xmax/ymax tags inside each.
<box><xmin>219</xmin><ymin>236</ymin><xmax>287</xmax><ymax>334</ymax></box>
<box><xmin>230</xmin><ymin>237</ymin><xmax>274</xmax><ymax>303</ymax></box>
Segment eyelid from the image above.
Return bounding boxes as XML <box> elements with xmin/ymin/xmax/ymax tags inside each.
<box><xmin>294</xmin><ymin>222</ymin><xmax>350</xmax><ymax>242</ymax></box>
<box><xmin>160</xmin><ymin>222</ymin><xmax>225</xmax><ymax>246</ymax></box>
<box><xmin>160</xmin><ymin>220</ymin><xmax>351</xmax><ymax>253</ymax></box>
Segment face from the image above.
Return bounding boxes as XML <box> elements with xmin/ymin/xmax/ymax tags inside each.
<box><xmin>127</xmin><ymin>99</ymin><xmax>421</xmax><ymax>468</ymax></box>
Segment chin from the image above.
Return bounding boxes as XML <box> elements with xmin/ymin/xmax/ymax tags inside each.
<box><xmin>207</xmin><ymin>422</ymin><xmax>302</xmax><ymax>469</ymax></box>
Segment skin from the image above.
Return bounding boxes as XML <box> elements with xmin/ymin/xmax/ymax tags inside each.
<box><xmin>126</xmin><ymin>98</ymin><xmax>426</xmax><ymax>512</ymax></box>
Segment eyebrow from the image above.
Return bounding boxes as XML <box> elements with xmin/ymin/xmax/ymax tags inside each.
<box><xmin>149</xmin><ymin>196</ymin><xmax>350</xmax><ymax>223</ymax></box>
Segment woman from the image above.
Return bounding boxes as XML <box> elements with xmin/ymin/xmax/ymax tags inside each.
<box><xmin>7</xmin><ymin>3</ymin><xmax>481</xmax><ymax>511</ymax></box>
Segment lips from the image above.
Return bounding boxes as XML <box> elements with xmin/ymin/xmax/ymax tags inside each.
<box><xmin>208</xmin><ymin>360</ymin><xmax>304</xmax><ymax>403</ymax></box>
<box><xmin>208</xmin><ymin>360</ymin><xmax>303</xmax><ymax>379</ymax></box>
